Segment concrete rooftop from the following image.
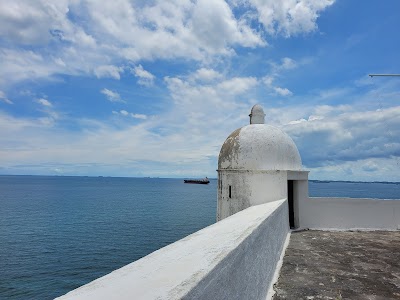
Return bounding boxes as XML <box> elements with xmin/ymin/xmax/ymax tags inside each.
<box><xmin>273</xmin><ymin>230</ymin><xmax>400</xmax><ymax>300</ymax></box>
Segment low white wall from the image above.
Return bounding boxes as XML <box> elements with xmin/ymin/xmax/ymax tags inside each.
<box><xmin>300</xmin><ymin>197</ymin><xmax>400</xmax><ymax>230</ymax></box>
<box><xmin>56</xmin><ymin>199</ymin><xmax>289</xmax><ymax>300</ymax></box>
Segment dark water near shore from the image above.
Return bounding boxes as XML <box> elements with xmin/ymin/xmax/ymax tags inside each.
<box><xmin>0</xmin><ymin>176</ymin><xmax>399</xmax><ymax>299</ymax></box>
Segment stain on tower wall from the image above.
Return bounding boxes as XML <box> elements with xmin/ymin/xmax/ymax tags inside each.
<box><xmin>218</xmin><ymin>128</ymin><xmax>241</xmax><ymax>169</ymax></box>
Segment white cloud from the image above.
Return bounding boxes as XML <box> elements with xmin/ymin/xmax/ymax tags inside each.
<box><xmin>280</xmin><ymin>57</ymin><xmax>297</xmax><ymax>70</ymax></box>
<box><xmin>262</xmin><ymin>76</ymin><xmax>274</xmax><ymax>86</ymax></box>
<box><xmin>160</xmin><ymin>70</ymin><xmax>261</xmax><ymax>157</ymax></box>
<box><xmin>94</xmin><ymin>65</ymin><xmax>123</xmax><ymax>80</ymax></box>
<box><xmin>113</xmin><ymin>110</ymin><xmax>148</xmax><ymax>120</ymax></box>
<box><xmin>131</xmin><ymin>113</ymin><xmax>147</xmax><ymax>120</ymax></box>
<box><xmin>0</xmin><ymin>49</ymin><xmax>60</xmax><ymax>87</ymax></box>
<box><xmin>242</xmin><ymin>0</ymin><xmax>335</xmax><ymax>37</ymax></box>
<box><xmin>217</xmin><ymin>77</ymin><xmax>259</xmax><ymax>95</ymax></box>
<box><xmin>120</xmin><ymin>110</ymin><xmax>129</xmax><ymax>116</ymax></box>
<box><xmin>0</xmin><ymin>1</ymin><xmax>66</xmax><ymax>46</ymax></box>
<box><xmin>190</xmin><ymin>0</ymin><xmax>265</xmax><ymax>52</ymax></box>
<box><xmin>308</xmin><ymin>157</ymin><xmax>400</xmax><ymax>182</ymax></box>
<box><xmin>269</xmin><ymin>57</ymin><xmax>299</xmax><ymax>75</ymax></box>
<box><xmin>132</xmin><ymin>65</ymin><xmax>155</xmax><ymax>86</ymax></box>
<box><xmin>274</xmin><ymin>87</ymin><xmax>293</xmax><ymax>96</ymax></box>
<box><xmin>37</xmin><ymin>98</ymin><xmax>52</xmax><ymax>107</ymax></box>
<box><xmin>362</xmin><ymin>161</ymin><xmax>379</xmax><ymax>172</ymax></box>
<box><xmin>1</xmin><ymin>88</ymin><xmax>399</xmax><ymax>180</ymax></box>
<box><xmin>0</xmin><ymin>0</ymin><xmax>97</xmax><ymax>48</ymax></box>
<box><xmin>189</xmin><ymin>68</ymin><xmax>223</xmax><ymax>82</ymax></box>
<box><xmin>282</xmin><ymin>105</ymin><xmax>400</xmax><ymax>170</ymax></box>
<box><xmin>261</xmin><ymin>57</ymin><xmax>299</xmax><ymax>96</ymax></box>
<box><xmin>0</xmin><ymin>0</ymin><xmax>333</xmax><ymax>89</ymax></box>
<box><xmin>101</xmin><ymin>88</ymin><xmax>125</xmax><ymax>103</ymax></box>
<box><xmin>77</xmin><ymin>0</ymin><xmax>264</xmax><ymax>62</ymax></box>
<box><xmin>0</xmin><ymin>90</ymin><xmax>13</xmax><ymax>104</ymax></box>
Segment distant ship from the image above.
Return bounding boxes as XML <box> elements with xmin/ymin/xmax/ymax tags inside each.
<box><xmin>184</xmin><ymin>177</ymin><xmax>210</xmax><ymax>184</ymax></box>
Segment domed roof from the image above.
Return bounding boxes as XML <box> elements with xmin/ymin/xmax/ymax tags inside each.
<box><xmin>218</xmin><ymin>106</ymin><xmax>302</xmax><ymax>171</ymax></box>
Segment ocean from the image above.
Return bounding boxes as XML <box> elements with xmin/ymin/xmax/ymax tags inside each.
<box><xmin>0</xmin><ymin>176</ymin><xmax>399</xmax><ymax>300</ymax></box>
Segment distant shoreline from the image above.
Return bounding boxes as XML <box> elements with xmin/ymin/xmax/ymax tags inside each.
<box><xmin>0</xmin><ymin>174</ymin><xmax>399</xmax><ymax>184</ymax></box>
<box><xmin>309</xmin><ymin>179</ymin><xmax>400</xmax><ymax>185</ymax></box>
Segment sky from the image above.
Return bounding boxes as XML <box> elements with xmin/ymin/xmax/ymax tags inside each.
<box><xmin>0</xmin><ymin>0</ymin><xmax>399</xmax><ymax>181</ymax></box>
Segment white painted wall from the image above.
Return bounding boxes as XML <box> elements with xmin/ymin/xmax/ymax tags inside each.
<box><xmin>56</xmin><ymin>200</ymin><xmax>290</xmax><ymax>300</ymax></box>
<box><xmin>217</xmin><ymin>170</ymin><xmax>309</xmax><ymax>222</ymax></box>
<box><xmin>217</xmin><ymin>170</ymin><xmax>287</xmax><ymax>221</ymax></box>
<box><xmin>299</xmin><ymin>197</ymin><xmax>400</xmax><ymax>230</ymax></box>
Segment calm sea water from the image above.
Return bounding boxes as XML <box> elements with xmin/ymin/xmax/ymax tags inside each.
<box><xmin>0</xmin><ymin>176</ymin><xmax>399</xmax><ymax>300</ymax></box>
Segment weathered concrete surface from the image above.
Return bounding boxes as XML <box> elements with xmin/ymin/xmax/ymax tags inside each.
<box><xmin>218</xmin><ymin>124</ymin><xmax>302</xmax><ymax>171</ymax></box>
<box><xmin>274</xmin><ymin>230</ymin><xmax>400</xmax><ymax>300</ymax></box>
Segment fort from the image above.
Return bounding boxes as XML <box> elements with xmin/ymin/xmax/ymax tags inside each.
<box><xmin>57</xmin><ymin>105</ymin><xmax>400</xmax><ymax>300</ymax></box>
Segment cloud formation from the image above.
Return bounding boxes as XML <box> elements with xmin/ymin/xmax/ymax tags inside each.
<box><xmin>94</xmin><ymin>65</ymin><xmax>123</xmax><ymax>80</ymax></box>
<box><xmin>101</xmin><ymin>88</ymin><xmax>124</xmax><ymax>103</ymax></box>
<box><xmin>0</xmin><ymin>90</ymin><xmax>13</xmax><ymax>104</ymax></box>
<box><xmin>282</xmin><ymin>106</ymin><xmax>400</xmax><ymax>170</ymax></box>
<box><xmin>1</xmin><ymin>62</ymin><xmax>399</xmax><ymax>182</ymax></box>
<box><xmin>37</xmin><ymin>98</ymin><xmax>52</xmax><ymax>107</ymax></box>
<box><xmin>261</xmin><ymin>57</ymin><xmax>300</xmax><ymax>96</ymax></box>
<box><xmin>274</xmin><ymin>87</ymin><xmax>293</xmax><ymax>96</ymax></box>
<box><xmin>0</xmin><ymin>0</ymin><xmax>334</xmax><ymax>89</ymax></box>
<box><xmin>239</xmin><ymin>0</ymin><xmax>335</xmax><ymax>36</ymax></box>
<box><xmin>113</xmin><ymin>110</ymin><xmax>147</xmax><ymax>120</ymax></box>
<box><xmin>132</xmin><ymin>65</ymin><xmax>155</xmax><ymax>87</ymax></box>
<box><xmin>3</xmin><ymin>0</ymin><xmax>399</xmax><ymax>182</ymax></box>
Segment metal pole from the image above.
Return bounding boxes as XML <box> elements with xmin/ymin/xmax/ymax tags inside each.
<box><xmin>369</xmin><ymin>74</ymin><xmax>400</xmax><ymax>77</ymax></box>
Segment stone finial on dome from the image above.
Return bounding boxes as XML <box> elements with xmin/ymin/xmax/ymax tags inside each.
<box><xmin>249</xmin><ymin>104</ymin><xmax>265</xmax><ymax>124</ymax></box>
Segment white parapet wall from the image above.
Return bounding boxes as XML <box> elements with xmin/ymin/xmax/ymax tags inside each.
<box><xmin>299</xmin><ymin>197</ymin><xmax>400</xmax><ymax>230</ymax></box>
<box><xmin>56</xmin><ymin>199</ymin><xmax>290</xmax><ymax>300</ymax></box>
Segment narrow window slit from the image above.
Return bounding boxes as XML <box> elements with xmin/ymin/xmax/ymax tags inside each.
<box><xmin>229</xmin><ymin>185</ymin><xmax>232</xmax><ymax>198</ymax></box>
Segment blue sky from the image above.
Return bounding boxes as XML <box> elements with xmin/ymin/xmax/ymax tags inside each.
<box><xmin>1</xmin><ymin>0</ymin><xmax>399</xmax><ymax>181</ymax></box>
